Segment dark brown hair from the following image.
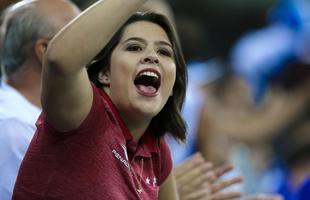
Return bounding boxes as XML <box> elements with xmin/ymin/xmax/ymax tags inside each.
<box><xmin>87</xmin><ymin>12</ymin><xmax>187</xmax><ymax>142</ymax></box>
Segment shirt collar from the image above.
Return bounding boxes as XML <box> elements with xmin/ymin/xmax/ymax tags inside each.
<box><xmin>140</xmin><ymin>129</ymin><xmax>159</xmax><ymax>154</ymax></box>
<box><xmin>99</xmin><ymin>87</ymin><xmax>159</xmax><ymax>157</ymax></box>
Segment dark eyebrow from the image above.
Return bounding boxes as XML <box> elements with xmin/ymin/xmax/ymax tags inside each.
<box><xmin>122</xmin><ymin>37</ymin><xmax>172</xmax><ymax>48</ymax></box>
<box><xmin>122</xmin><ymin>37</ymin><xmax>145</xmax><ymax>44</ymax></box>
<box><xmin>156</xmin><ymin>41</ymin><xmax>172</xmax><ymax>48</ymax></box>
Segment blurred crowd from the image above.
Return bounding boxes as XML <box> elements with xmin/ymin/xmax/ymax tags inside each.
<box><xmin>1</xmin><ymin>0</ymin><xmax>309</xmax><ymax>199</ymax></box>
<box><xmin>168</xmin><ymin>0</ymin><xmax>310</xmax><ymax>199</ymax></box>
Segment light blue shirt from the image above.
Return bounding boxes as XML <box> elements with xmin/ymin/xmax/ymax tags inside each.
<box><xmin>0</xmin><ymin>81</ymin><xmax>40</xmax><ymax>200</ymax></box>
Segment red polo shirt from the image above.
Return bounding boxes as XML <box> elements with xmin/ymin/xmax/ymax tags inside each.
<box><xmin>12</xmin><ymin>84</ymin><xmax>173</xmax><ymax>200</ymax></box>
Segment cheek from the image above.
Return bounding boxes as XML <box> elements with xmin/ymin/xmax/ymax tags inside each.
<box><xmin>111</xmin><ymin>53</ymin><xmax>137</xmax><ymax>74</ymax></box>
<box><xmin>110</xmin><ymin>72</ymin><xmax>129</xmax><ymax>93</ymax></box>
<box><xmin>167</xmin><ymin>65</ymin><xmax>177</xmax><ymax>87</ymax></box>
<box><xmin>110</xmin><ymin>59</ymin><xmax>133</xmax><ymax>85</ymax></box>
<box><xmin>162</xmin><ymin>66</ymin><xmax>176</xmax><ymax>96</ymax></box>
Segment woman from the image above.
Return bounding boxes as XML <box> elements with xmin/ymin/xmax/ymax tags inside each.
<box><xmin>12</xmin><ymin>0</ymin><xmax>186</xmax><ymax>199</ymax></box>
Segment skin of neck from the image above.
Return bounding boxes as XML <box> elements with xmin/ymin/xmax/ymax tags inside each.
<box><xmin>124</xmin><ymin>117</ymin><xmax>151</xmax><ymax>142</ymax></box>
<box><xmin>103</xmin><ymin>86</ymin><xmax>151</xmax><ymax>141</ymax></box>
<box><xmin>7</xmin><ymin>59</ymin><xmax>42</xmax><ymax>108</ymax></box>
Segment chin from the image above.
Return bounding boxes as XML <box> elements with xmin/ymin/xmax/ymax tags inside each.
<box><xmin>134</xmin><ymin>104</ymin><xmax>162</xmax><ymax>119</ymax></box>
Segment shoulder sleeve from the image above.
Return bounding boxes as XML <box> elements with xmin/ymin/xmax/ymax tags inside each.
<box><xmin>158</xmin><ymin>137</ymin><xmax>173</xmax><ymax>185</ymax></box>
<box><xmin>38</xmin><ymin>83</ymin><xmax>103</xmax><ymax>135</ymax></box>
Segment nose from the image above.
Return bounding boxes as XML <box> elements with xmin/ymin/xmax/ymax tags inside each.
<box><xmin>141</xmin><ymin>52</ymin><xmax>159</xmax><ymax>64</ymax></box>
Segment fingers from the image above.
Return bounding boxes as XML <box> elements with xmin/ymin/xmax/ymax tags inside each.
<box><xmin>177</xmin><ymin>162</ymin><xmax>214</xmax><ymax>188</ymax></box>
<box><xmin>210</xmin><ymin>176</ymin><xmax>244</xmax><ymax>194</ymax></box>
<box><xmin>174</xmin><ymin>154</ymin><xmax>244</xmax><ymax>200</ymax></box>
<box><xmin>175</xmin><ymin>152</ymin><xmax>205</xmax><ymax>177</ymax></box>
<box><xmin>211</xmin><ymin>191</ymin><xmax>243</xmax><ymax>200</ymax></box>
<box><xmin>181</xmin><ymin>170</ymin><xmax>217</xmax><ymax>193</ymax></box>
<box><xmin>214</xmin><ymin>164</ymin><xmax>234</xmax><ymax>178</ymax></box>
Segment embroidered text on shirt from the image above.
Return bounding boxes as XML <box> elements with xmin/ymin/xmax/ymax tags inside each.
<box><xmin>112</xmin><ymin>149</ymin><xmax>130</xmax><ymax>168</ymax></box>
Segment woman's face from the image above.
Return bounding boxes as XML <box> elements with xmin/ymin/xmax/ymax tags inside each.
<box><xmin>102</xmin><ymin>21</ymin><xmax>176</xmax><ymax>124</ymax></box>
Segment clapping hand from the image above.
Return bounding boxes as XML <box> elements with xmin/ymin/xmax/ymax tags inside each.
<box><xmin>174</xmin><ymin>152</ymin><xmax>243</xmax><ymax>200</ymax></box>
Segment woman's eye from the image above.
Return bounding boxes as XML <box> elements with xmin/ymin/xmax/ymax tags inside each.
<box><xmin>126</xmin><ymin>44</ymin><xmax>142</xmax><ymax>51</ymax></box>
<box><xmin>158</xmin><ymin>48</ymin><xmax>172</xmax><ymax>57</ymax></box>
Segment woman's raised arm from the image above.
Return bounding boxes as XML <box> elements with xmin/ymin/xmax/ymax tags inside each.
<box><xmin>41</xmin><ymin>0</ymin><xmax>146</xmax><ymax>132</ymax></box>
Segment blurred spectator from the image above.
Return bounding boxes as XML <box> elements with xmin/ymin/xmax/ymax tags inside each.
<box><xmin>232</xmin><ymin>0</ymin><xmax>310</xmax><ymax>103</ymax></box>
<box><xmin>0</xmin><ymin>1</ymin><xmax>80</xmax><ymax>199</ymax></box>
<box><xmin>197</xmin><ymin>0</ymin><xmax>310</xmax><ymax>196</ymax></box>
<box><xmin>297</xmin><ymin>176</ymin><xmax>310</xmax><ymax>200</ymax></box>
<box><xmin>274</xmin><ymin>113</ymin><xmax>310</xmax><ymax>200</ymax></box>
<box><xmin>0</xmin><ymin>0</ymin><xmax>19</xmax><ymax>78</ymax></box>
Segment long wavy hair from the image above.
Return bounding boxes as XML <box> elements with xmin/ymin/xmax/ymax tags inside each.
<box><xmin>87</xmin><ymin>12</ymin><xmax>187</xmax><ymax>142</ymax></box>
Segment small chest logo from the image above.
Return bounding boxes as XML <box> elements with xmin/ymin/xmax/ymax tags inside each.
<box><xmin>112</xmin><ymin>144</ymin><xmax>158</xmax><ymax>188</ymax></box>
<box><xmin>111</xmin><ymin>144</ymin><xmax>129</xmax><ymax>168</ymax></box>
<box><xmin>145</xmin><ymin>176</ymin><xmax>158</xmax><ymax>187</ymax></box>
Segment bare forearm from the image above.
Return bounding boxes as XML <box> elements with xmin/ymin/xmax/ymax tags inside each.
<box><xmin>45</xmin><ymin>0</ymin><xmax>146</xmax><ymax>74</ymax></box>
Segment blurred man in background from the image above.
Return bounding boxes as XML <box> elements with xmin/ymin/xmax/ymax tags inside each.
<box><xmin>0</xmin><ymin>1</ymin><xmax>80</xmax><ymax>199</ymax></box>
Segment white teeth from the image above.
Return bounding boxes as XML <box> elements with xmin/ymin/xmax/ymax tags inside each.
<box><xmin>139</xmin><ymin>71</ymin><xmax>159</xmax><ymax>78</ymax></box>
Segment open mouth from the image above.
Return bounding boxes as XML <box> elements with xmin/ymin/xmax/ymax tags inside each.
<box><xmin>134</xmin><ymin>69</ymin><xmax>161</xmax><ymax>97</ymax></box>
